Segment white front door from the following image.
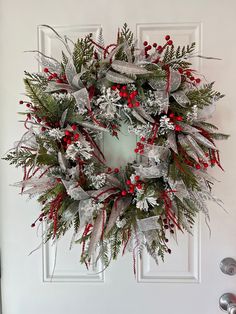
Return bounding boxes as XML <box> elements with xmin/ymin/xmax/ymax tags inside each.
<box><xmin>1</xmin><ymin>1</ymin><xmax>236</xmax><ymax>314</ymax></box>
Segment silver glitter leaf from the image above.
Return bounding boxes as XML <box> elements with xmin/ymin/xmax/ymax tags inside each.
<box><xmin>106</xmin><ymin>174</ymin><xmax>123</xmax><ymax>189</ymax></box>
<box><xmin>133</xmin><ymin>164</ymin><xmax>166</xmax><ymax>179</ymax></box>
<box><xmin>170</xmin><ymin>69</ymin><xmax>182</xmax><ymax>92</ymax></box>
<box><xmin>78</xmin><ymin>198</ymin><xmax>94</xmax><ymax>229</ymax></box>
<box><xmin>134</xmin><ymin>106</ymin><xmax>155</xmax><ymax>123</ymax></box>
<box><xmin>105</xmin><ymin>196</ymin><xmax>132</xmax><ymax>234</ymax></box>
<box><xmin>78</xmin><ymin>121</ymin><xmax>108</xmax><ymax>132</ymax></box>
<box><xmin>149</xmin><ymin>78</ymin><xmax>166</xmax><ymax>90</ymax></box>
<box><xmin>131</xmin><ymin>110</ymin><xmax>146</xmax><ymax>124</ymax></box>
<box><xmin>60</xmin><ymin>109</ymin><xmax>68</xmax><ymax>128</ymax></box>
<box><xmin>62</xmin><ymin>180</ymin><xmax>89</xmax><ymax>200</ymax></box>
<box><xmin>106</xmin><ymin>70</ymin><xmax>134</xmax><ymax>84</ymax></box>
<box><xmin>185</xmin><ymin>135</ymin><xmax>209</xmax><ymax>162</ymax></box>
<box><xmin>111</xmin><ymin>60</ymin><xmax>150</xmax><ymax>75</ymax></box>
<box><xmin>171</xmin><ymin>90</ymin><xmax>190</xmax><ymax>106</ymax></box>
<box><xmin>197</xmin><ymin>103</ymin><xmax>216</xmax><ymax>120</ymax></box>
<box><xmin>88</xmin><ymin>210</ymin><xmax>107</xmax><ymax>258</ymax></box>
<box><xmin>137</xmin><ymin>216</ymin><xmax>161</xmax><ymax>232</ymax></box>
<box><xmin>191</xmin><ymin>132</ymin><xmax>216</xmax><ymax>149</ymax></box>
<box><xmin>153</xmin><ymin>90</ymin><xmax>169</xmax><ymax>113</ymax></box>
<box><xmin>167</xmin><ymin>131</ymin><xmax>178</xmax><ymax>153</ymax></box>
<box><xmin>178</xmin><ymin>134</ymin><xmax>199</xmax><ymax>162</ymax></box>
<box><xmin>38</xmin><ymin>55</ymin><xmax>62</xmax><ymax>73</ymax></box>
<box><xmin>58</xmin><ymin>152</ymin><xmax>69</xmax><ymax>171</ymax></box>
<box><xmin>45</xmin><ymin>82</ymin><xmax>73</xmax><ymax>93</ymax></box>
<box><xmin>73</xmin><ymin>88</ymin><xmax>91</xmax><ymax>111</ymax></box>
<box><xmin>180</xmin><ymin>123</ymin><xmax>200</xmax><ymax>134</ymax></box>
<box><xmin>65</xmin><ymin>61</ymin><xmax>77</xmax><ymax>87</ymax></box>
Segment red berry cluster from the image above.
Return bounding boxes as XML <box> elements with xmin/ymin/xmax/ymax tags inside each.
<box><xmin>31</xmin><ymin>212</ymin><xmax>46</xmax><ymax>227</ymax></box>
<box><xmin>178</xmin><ymin>68</ymin><xmax>201</xmax><ymax>84</ymax></box>
<box><xmin>143</xmin><ymin>35</ymin><xmax>173</xmax><ymax>59</ymax></box>
<box><xmin>43</xmin><ymin>68</ymin><xmax>67</xmax><ymax>84</ymax></box>
<box><xmin>124</xmin><ymin>175</ymin><xmax>143</xmax><ymax>195</ymax></box>
<box><xmin>162</xmin><ymin>217</ymin><xmax>175</xmax><ymax>234</ymax></box>
<box><xmin>184</xmin><ymin>152</ymin><xmax>217</xmax><ymax>170</ymax></box>
<box><xmin>112</xmin><ymin>84</ymin><xmax>139</xmax><ymax>108</ymax></box>
<box><xmin>168</xmin><ymin>113</ymin><xmax>183</xmax><ymax>132</ymax></box>
<box><xmin>62</xmin><ymin>125</ymin><xmax>80</xmax><ymax>148</ymax></box>
<box><xmin>134</xmin><ymin>141</ymin><xmax>144</xmax><ymax>154</ymax></box>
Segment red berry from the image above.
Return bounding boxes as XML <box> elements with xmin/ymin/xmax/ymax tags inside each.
<box><xmin>141</xmin><ymin>137</ymin><xmax>146</xmax><ymax>142</ymax></box>
<box><xmin>126</xmin><ymin>180</ymin><xmax>131</xmax><ymax>185</ymax></box>
<box><xmin>119</xmin><ymin>91</ymin><xmax>123</xmax><ymax>97</ymax></box>
<box><xmin>157</xmin><ymin>45</ymin><xmax>163</xmax><ymax>52</ymax></box>
<box><xmin>43</xmin><ymin>68</ymin><xmax>49</xmax><ymax>73</ymax></box>
<box><xmin>178</xmin><ymin>68</ymin><xmax>184</xmax><ymax>74</ymax></box>
<box><xmin>48</xmin><ymin>75</ymin><xmax>53</xmax><ymax>80</ymax></box>
<box><xmin>122</xmin><ymin>92</ymin><xmax>128</xmax><ymax>98</ymax></box>
<box><xmin>153</xmin><ymin>43</ymin><xmax>157</xmax><ymax>48</ymax></box>
<box><xmin>196</xmin><ymin>78</ymin><xmax>201</xmax><ymax>84</ymax></box>
<box><xmin>186</xmin><ymin>70</ymin><xmax>191</xmax><ymax>77</ymax></box>
<box><xmin>134</xmin><ymin>148</ymin><xmax>139</xmax><ymax>153</ymax></box>
<box><xmin>41</xmin><ymin>127</ymin><xmax>46</xmax><ymax>132</ymax></box>
<box><xmin>128</xmin><ymin>103</ymin><xmax>133</xmax><ymax>108</ymax></box>
<box><xmin>64</xmin><ymin>130</ymin><xmax>71</xmax><ymax>136</ymax></box>
<box><xmin>211</xmin><ymin>159</ymin><xmax>216</xmax><ymax>164</ymax></box>
<box><xmin>129</xmin><ymin>93</ymin><xmax>135</xmax><ymax>100</ymax></box>
<box><xmin>169</xmin><ymin>113</ymin><xmax>175</xmax><ymax>118</ymax></box>
<box><xmin>107</xmin><ymin>167</ymin><xmax>112</xmax><ymax>172</ymax></box>
<box><xmin>121</xmin><ymin>190</ymin><xmax>127</xmax><ymax>196</ymax></box>
<box><xmin>165</xmin><ymin>35</ymin><xmax>170</xmax><ymax>41</ymax></box>
<box><xmin>31</xmin><ymin>223</ymin><xmax>36</xmax><ymax>228</ymax></box>
<box><xmin>167</xmin><ymin>40</ymin><xmax>173</xmax><ymax>45</ymax></box>
<box><xmin>203</xmin><ymin>163</ymin><xmax>209</xmax><ymax>168</ymax></box>
<box><xmin>114</xmin><ymin>168</ymin><xmax>119</xmax><ymax>173</ymax></box>
<box><xmin>19</xmin><ymin>100</ymin><xmax>24</xmax><ymax>104</ymax></box>
<box><xmin>74</xmin><ymin>133</ymin><xmax>80</xmax><ymax>141</ymax></box>
<box><xmin>190</xmin><ymin>76</ymin><xmax>195</xmax><ymax>81</ymax></box>
<box><xmin>111</xmin><ymin>85</ymin><xmax>117</xmax><ymax>90</ymax></box>
<box><xmin>147</xmin><ymin>45</ymin><xmax>152</xmax><ymax>50</ymax></box>
<box><xmin>133</xmin><ymin>90</ymin><xmax>138</xmax><ymax>96</ymax></box>
<box><xmin>26</xmin><ymin>103</ymin><xmax>31</xmax><ymax>108</ymax></box>
<box><xmin>135</xmin><ymin>101</ymin><xmax>140</xmax><ymax>107</ymax></box>
<box><xmin>27</xmin><ymin>113</ymin><xmax>31</xmax><ymax>119</ymax></box>
<box><xmin>195</xmin><ymin>164</ymin><xmax>201</xmax><ymax>169</ymax></box>
<box><xmin>134</xmin><ymin>175</ymin><xmax>140</xmax><ymax>181</ymax></box>
<box><xmin>176</xmin><ymin>116</ymin><xmax>183</xmax><ymax>121</ymax></box>
<box><xmin>71</xmin><ymin>124</ymin><xmax>77</xmax><ymax>131</ymax></box>
<box><xmin>143</xmin><ymin>41</ymin><xmax>148</xmax><ymax>46</ymax></box>
<box><xmin>121</xmin><ymin>85</ymin><xmax>127</xmax><ymax>90</ymax></box>
<box><xmin>136</xmin><ymin>183</ymin><xmax>142</xmax><ymax>189</ymax></box>
<box><xmin>175</xmin><ymin>125</ymin><xmax>182</xmax><ymax>132</ymax></box>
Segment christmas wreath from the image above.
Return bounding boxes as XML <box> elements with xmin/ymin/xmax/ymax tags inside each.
<box><xmin>4</xmin><ymin>24</ymin><xmax>228</xmax><ymax>271</ymax></box>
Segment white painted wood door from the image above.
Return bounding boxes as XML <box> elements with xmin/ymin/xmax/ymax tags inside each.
<box><xmin>0</xmin><ymin>1</ymin><xmax>236</xmax><ymax>313</ymax></box>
